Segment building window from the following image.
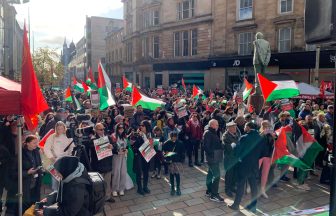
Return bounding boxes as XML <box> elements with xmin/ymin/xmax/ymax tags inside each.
<box><xmin>177</xmin><ymin>0</ymin><xmax>195</xmax><ymax>20</ymax></box>
<box><xmin>182</xmin><ymin>31</ymin><xmax>189</xmax><ymax>56</ymax></box>
<box><xmin>154</xmin><ymin>10</ymin><xmax>160</xmax><ymax>26</ymax></box>
<box><xmin>238</xmin><ymin>32</ymin><xmax>252</xmax><ymax>56</ymax></box>
<box><xmin>153</xmin><ymin>36</ymin><xmax>160</xmax><ymax>59</ymax></box>
<box><xmin>278</xmin><ymin>27</ymin><xmax>291</xmax><ymax>53</ymax></box>
<box><xmin>142</xmin><ymin>37</ymin><xmax>148</xmax><ymax>57</ymax></box>
<box><xmin>238</xmin><ymin>0</ymin><xmax>253</xmax><ymax>20</ymax></box>
<box><xmin>191</xmin><ymin>29</ymin><xmax>198</xmax><ymax>56</ymax></box>
<box><xmin>174</xmin><ymin>32</ymin><xmax>181</xmax><ymax>57</ymax></box>
<box><xmin>280</xmin><ymin>0</ymin><xmax>293</xmax><ymax>14</ymax></box>
<box><xmin>126</xmin><ymin>42</ymin><xmax>133</xmax><ymax>62</ymax></box>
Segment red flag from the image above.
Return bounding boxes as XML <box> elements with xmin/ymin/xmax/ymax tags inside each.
<box><xmin>21</xmin><ymin>23</ymin><xmax>49</xmax><ymax>130</ymax></box>
<box><xmin>39</xmin><ymin>129</ymin><xmax>55</xmax><ymax>148</ymax></box>
<box><xmin>88</xmin><ymin>67</ymin><xmax>95</xmax><ymax>83</ymax></box>
<box><xmin>257</xmin><ymin>74</ymin><xmax>278</xmax><ymax>101</ymax></box>
<box><xmin>320</xmin><ymin>81</ymin><xmax>325</xmax><ymax>99</ymax></box>
<box><xmin>131</xmin><ymin>86</ymin><xmax>141</xmax><ymax>106</ymax></box>
<box><xmin>192</xmin><ymin>85</ymin><xmax>198</xmax><ymax>97</ymax></box>
<box><xmin>181</xmin><ymin>78</ymin><xmax>186</xmax><ymax>90</ymax></box>
<box><xmin>272</xmin><ymin>127</ymin><xmax>291</xmax><ymax>163</ymax></box>
<box><xmin>122</xmin><ymin>75</ymin><xmax>129</xmax><ymax>89</ymax></box>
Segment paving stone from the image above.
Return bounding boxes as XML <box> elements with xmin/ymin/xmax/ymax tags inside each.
<box><xmin>106</xmin><ymin>207</ymin><xmax>130</xmax><ymax>216</ymax></box>
<box><xmin>165</xmin><ymin>201</ymin><xmax>188</xmax><ymax>210</ymax></box>
<box><xmin>184</xmin><ymin>203</ymin><xmax>207</xmax><ymax>214</ymax></box>
<box><xmin>202</xmin><ymin>207</ymin><xmax>226</xmax><ymax>216</ymax></box>
<box><xmin>184</xmin><ymin>197</ymin><xmax>204</xmax><ymax>206</ymax></box>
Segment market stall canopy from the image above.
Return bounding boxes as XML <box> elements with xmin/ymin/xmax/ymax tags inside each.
<box><xmin>0</xmin><ymin>76</ymin><xmax>21</xmax><ymax>115</ymax></box>
<box><xmin>297</xmin><ymin>82</ymin><xmax>334</xmax><ymax>100</ymax></box>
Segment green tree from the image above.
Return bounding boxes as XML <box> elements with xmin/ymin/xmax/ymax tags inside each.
<box><xmin>32</xmin><ymin>47</ymin><xmax>64</xmax><ymax>88</ymax></box>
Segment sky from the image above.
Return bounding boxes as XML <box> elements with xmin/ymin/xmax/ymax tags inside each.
<box><xmin>14</xmin><ymin>0</ymin><xmax>123</xmax><ymax>52</ymax></box>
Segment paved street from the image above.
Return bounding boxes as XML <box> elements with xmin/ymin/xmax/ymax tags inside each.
<box><xmin>103</xmin><ymin>164</ymin><xmax>330</xmax><ymax>216</ymax></box>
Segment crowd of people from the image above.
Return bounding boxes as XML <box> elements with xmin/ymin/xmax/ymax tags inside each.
<box><xmin>0</xmin><ymin>86</ymin><xmax>334</xmax><ymax>215</ymax></box>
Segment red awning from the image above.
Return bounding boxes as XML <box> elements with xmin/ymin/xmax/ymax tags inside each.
<box><xmin>0</xmin><ymin>76</ymin><xmax>21</xmax><ymax>115</ymax></box>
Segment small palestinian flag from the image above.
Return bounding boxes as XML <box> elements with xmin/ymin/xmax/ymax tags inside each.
<box><xmin>192</xmin><ymin>85</ymin><xmax>203</xmax><ymax>98</ymax></box>
<box><xmin>123</xmin><ymin>75</ymin><xmax>133</xmax><ymax>92</ymax></box>
<box><xmin>64</xmin><ymin>87</ymin><xmax>72</xmax><ymax>102</ymax></box>
<box><xmin>65</xmin><ymin>87</ymin><xmax>82</xmax><ymax>111</ymax></box>
<box><xmin>242</xmin><ymin>78</ymin><xmax>253</xmax><ymax>101</ymax></box>
<box><xmin>131</xmin><ymin>86</ymin><xmax>165</xmax><ymax>111</ymax></box>
<box><xmin>181</xmin><ymin>78</ymin><xmax>186</xmax><ymax>91</ymax></box>
<box><xmin>86</xmin><ymin>67</ymin><xmax>98</xmax><ymax>90</ymax></box>
<box><xmin>258</xmin><ymin>74</ymin><xmax>299</xmax><ymax>102</ymax></box>
<box><xmin>73</xmin><ymin>77</ymin><xmax>85</xmax><ymax>93</ymax></box>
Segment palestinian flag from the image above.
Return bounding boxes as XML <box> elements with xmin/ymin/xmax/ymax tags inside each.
<box><xmin>123</xmin><ymin>75</ymin><xmax>133</xmax><ymax>92</ymax></box>
<box><xmin>64</xmin><ymin>87</ymin><xmax>82</xmax><ymax>111</ymax></box>
<box><xmin>73</xmin><ymin>77</ymin><xmax>85</xmax><ymax>93</ymax></box>
<box><xmin>39</xmin><ymin>129</ymin><xmax>55</xmax><ymax>148</ymax></box>
<box><xmin>273</xmin><ymin>122</ymin><xmax>323</xmax><ymax>170</ymax></box>
<box><xmin>82</xmin><ymin>81</ymin><xmax>90</xmax><ymax>92</ymax></box>
<box><xmin>64</xmin><ymin>87</ymin><xmax>72</xmax><ymax>102</ymax></box>
<box><xmin>192</xmin><ymin>85</ymin><xmax>203</xmax><ymax>97</ymax></box>
<box><xmin>258</xmin><ymin>74</ymin><xmax>299</xmax><ymax>102</ymax></box>
<box><xmin>86</xmin><ymin>67</ymin><xmax>98</xmax><ymax>90</ymax></box>
<box><xmin>131</xmin><ymin>85</ymin><xmax>165</xmax><ymax>111</ymax></box>
<box><xmin>241</xmin><ymin>78</ymin><xmax>253</xmax><ymax>101</ymax></box>
<box><xmin>127</xmin><ymin>142</ymin><xmax>136</xmax><ymax>183</ymax></box>
<box><xmin>97</xmin><ymin>62</ymin><xmax>116</xmax><ymax>110</ymax></box>
<box><xmin>181</xmin><ymin>78</ymin><xmax>186</xmax><ymax>91</ymax></box>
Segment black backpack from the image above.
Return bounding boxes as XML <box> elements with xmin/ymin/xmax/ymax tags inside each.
<box><xmin>87</xmin><ymin>172</ymin><xmax>106</xmax><ymax>215</ymax></box>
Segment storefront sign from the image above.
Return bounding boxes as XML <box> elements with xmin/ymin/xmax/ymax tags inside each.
<box><xmin>233</xmin><ymin>60</ymin><xmax>241</xmax><ymax>67</ymax></box>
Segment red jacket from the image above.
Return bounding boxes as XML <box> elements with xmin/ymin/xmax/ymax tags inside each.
<box><xmin>186</xmin><ymin>119</ymin><xmax>203</xmax><ymax>141</ymax></box>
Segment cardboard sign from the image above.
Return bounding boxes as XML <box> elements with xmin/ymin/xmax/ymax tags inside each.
<box><xmin>94</xmin><ymin>136</ymin><xmax>112</xmax><ymax>161</ymax></box>
<box><xmin>157</xmin><ymin>85</ymin><xmax>163</xmax><ymax>95</ymax></box>
<box><xmin>47</xmin><ymin>165</ymin><xmax>61</xmax><ymax>182</ymax></box>
<box><xmin>139</xmin><ymin>140</ymin><xmax>156</xmax><ymax>162</ymax></box>
<box><xmin>90</xmin><ymin>90</ymin><xmax>100</xmax><ymax>108</ymax></box>
<box><xmin>116</xmin><ymin>83</ymin><xmax>121</xmax><ymax>94</ymax></box>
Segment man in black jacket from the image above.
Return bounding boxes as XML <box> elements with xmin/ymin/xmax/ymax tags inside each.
<box><xmin>90</xmin><ymin>123</ymin><xmax>114</xmax><ymax>203</ymax></box>
<box><xmin>229</xmin><ymin>122</ymin><xmax>262</xmax><ymax>212</ymax></box>
<box><xmin>204</xmin><ymin>120</ymin><xmax>224</xmax><ymax>202</ymax></box>
<box><xmin>43</xmin><ymin>156</ymin><xmax>91</xmax><ymax>216</ymax></box>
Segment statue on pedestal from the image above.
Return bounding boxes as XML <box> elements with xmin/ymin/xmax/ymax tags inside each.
<box><xmin>249</xmin><ymin>32</ymin><xmax>271</xmax><ymax>114</ymax></box>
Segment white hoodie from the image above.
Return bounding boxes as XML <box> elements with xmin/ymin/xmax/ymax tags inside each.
<box><xmin>44</xmin><ymin>134</ymin><xmax>74</xmax><ymax>160</ymax></box>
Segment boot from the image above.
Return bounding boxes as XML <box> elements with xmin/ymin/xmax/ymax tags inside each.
<box><xmin>136</xmin><ymin>177</ymin><xmax>145</xmax><ymax>195</ymax></box>
<box><xmin>170</xmin><ymin>174</ymin><xmax>175</xmax><ymax>196</ymax></box>
<box><xmin>175</xmin><ymin>174</ymin><xmax>181</xmax><ymax>196</ymax></box>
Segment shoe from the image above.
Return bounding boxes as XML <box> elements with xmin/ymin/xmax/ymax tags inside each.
<box><xmin>143</xmin><ymin>187</ymin><xmax>151</xmax><ymax>194</ymax></box>
<box><xmin>189</xmin><ymin>162</ymin><xmax>193</xmax><ymax>167</ymax></box>
<box><xmin>119</xmin><ymin>191</ymin><xmax>124</xmax><ymax>196</ymax></box>
<box><xmin>156</xmin><ymin>175</ymin><xmax>161</xmax><ymax>179</ymax></box>
<box><xmin>210</xmin><ymin>194</ymin><xmax>224</xmax><ymax>202</ymax></box>
<box><xmin>246</xmin><ymin>204</ymin><xmax>257</xmax><ymax>213</ymax></box>
<box><xmin>106</xmin><ymin>197</ymin><xmax>115</xmax><ymax>203</ymax></box>
<box><xmin>205</xmin><ymin>190</ymin><xmax>211</xmax><ymax>197</ymax></box>
<box><xmin>225</xmin><ymin>191</ymin><xmax>234</xmax><ymax>198</ymax></box>
<box><xmin>112</xmin><ymin>191</ymin><xmax>118</xmax><ymax>197</ymax></box>
<box><xmin>297</xmin><ymin>184</ymin><xmax>311</xmax><ymax>191</ymax></box>
<box><xmin>228</xmin><ymin>204</ymin><xmax>239</xmax><ymax>210</ymax></box>
<box><xmin>280</xmin><ymin>176</ymin><xmax>290</xmax><ymax>182</ymax></box>
<box><xmin>170</xmin><ymin>188</ymin><xmax>175</xmax><ymax>196</ymax></box>
<box><xmin>151</xmin><ymin>172</ymin><xmax>157</xmax><ymax>178</ymax></box>
<box><xmin>176</xmin><ymin>188</ymin><xmax>181</xmax><ymax>196</ymax></box>
<box><xmin>272</xmin><ymin>184</ymin><xmax>278</xmax><ymax>188</ymax></box>
<box><xmin>137</xmin><ymin>189</ymin><xmax>145</xmax><ymax>195</ymax></box>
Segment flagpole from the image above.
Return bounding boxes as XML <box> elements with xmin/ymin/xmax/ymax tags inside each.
<box><xmin>17</xmin><ymin>116</ymin><xmax>23</xmax><ymax>216</ymax></box>
<box><xmin>330</xmin><ymin>50</ymin><xmax>336</xmax><ymax>216</ymax></box>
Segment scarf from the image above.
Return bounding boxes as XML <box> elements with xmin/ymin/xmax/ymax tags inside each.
<box><xmin>62</xmin><ymin>162</ymin><xmax>85</xmax><ymax>183</ymax></box>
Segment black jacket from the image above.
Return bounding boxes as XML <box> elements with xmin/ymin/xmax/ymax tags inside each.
<box><xmin>235</xmin><ymin>130</ymin><xmax>262</xmax><ymax>177</ymax></box>
<box><xmin>89</xmin><ymin>135</ymin><xmax>113</xmax><ymax>173</ymax></box>
<box><xmin>163</xmin><ymin>140</ymin><xmax>185</xmax><ymax>163</ymax></box>
<box><xmin>204</xmin><ymin>127</ymin><xmax>223</xmax><ymax>164</ymax></box>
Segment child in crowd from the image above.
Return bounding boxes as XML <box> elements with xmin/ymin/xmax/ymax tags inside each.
<box><xmin>163</xmin><ymin>132</ymin><xmax>185</xmax><ymax>196</ymax></box>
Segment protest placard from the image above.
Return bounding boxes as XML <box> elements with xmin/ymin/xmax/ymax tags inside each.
<box><xmin>94</xmin><ymin>136</ymin><xmax>112</xmax><ymax>161</ymax></box>
<box><xmin>90</xmin><ymin>90</ymin><xmax>100</xmax><ymax>108</ymax></box>
<box><xmin>139</xmin><ymin>140</ymin><xmax>156</xmax><ymax>162</ymax></box>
